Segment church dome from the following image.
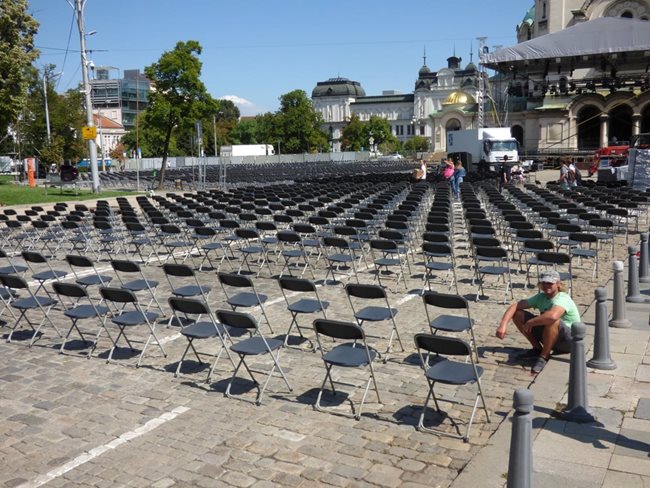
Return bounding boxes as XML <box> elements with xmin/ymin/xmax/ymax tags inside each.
<box><xmin>312</xmin><ymin>77</ymin><xmax>366</xmax><ymax>98</ymax></box>
<box><xmin>442</xmin><ymin>91</ymin><xmax>476</xmax><ymax>105</ymax></box>
<box><xmin>418</xmin><ymin>64</ymin><xmax>431</xmax><ymax>76</ymax></box>
<box><xmin>465</xmin><ymin>61</ymin><xmax>477</xmax><ymax>71</ymax></box>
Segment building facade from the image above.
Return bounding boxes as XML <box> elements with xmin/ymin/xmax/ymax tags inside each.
<box><xmin>90</xmin><ymin>67</ymin><xmax>150</xmax><ymax>131</ymax></box>
<box><xmin>312</xmin><ymin>53</ymin><xmax>483</xmax><ymax>153</ymax></box>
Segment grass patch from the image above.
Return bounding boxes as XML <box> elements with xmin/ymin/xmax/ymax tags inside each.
<box><xmin>0</xmin><ymin>177</ymin><xmax>141</xmax><ymax>206</ymax></box>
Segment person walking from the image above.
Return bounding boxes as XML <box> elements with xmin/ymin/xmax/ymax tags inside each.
<box><xmin>451</xmin><ymin>160</ymin><xmax>466</xmax><ymax>199</ymax></box>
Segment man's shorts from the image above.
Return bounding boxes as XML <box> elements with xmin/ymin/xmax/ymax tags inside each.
<box><xmin>522</xmin><ymin>311</ymin><xmax>572</xmax><ymax>354</ymax></box>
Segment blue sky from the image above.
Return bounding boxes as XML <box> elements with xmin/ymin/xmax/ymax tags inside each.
<box><xmin>30</xmin><ymin>0</ymin><xmax>528</xmax><ymax>116</ymax></box>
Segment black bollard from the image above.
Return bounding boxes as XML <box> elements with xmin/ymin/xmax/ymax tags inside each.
<box><xmin>610</xmin><ymin>261</ymin><xmax>632</xmax><ymax>328</ymax></box>
<box><xmin>587</xmin><ymin>288</ymin><xmax>617</xmax><ymax>370</ymax></box>
<box><xmin>640</xmin><ymin>233</ymin><xmax>650</xmax><ymax>284</ymax></box>
<box><xmin>627</xmin><ymin>246</ymin><xmax>646</xmax><ymax>303</ymax></box>
<box><xmin>562</xmin><ymin>322</ymin><xmax>596</xmax><ymax>423</ymax></box>
<box><xmin>507</xmin><ymin>389</ymin><xmax>533</xmax><ymax>488</ymax></box>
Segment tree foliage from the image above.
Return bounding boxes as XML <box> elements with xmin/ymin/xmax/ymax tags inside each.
<box><xmin>254</xmin><ymin>90</ymin><xmax>329</xmax><ymax>154</ymax></box>
<box><xmin>143</xmin><ymin>40</ymin><xmax>215</xmax><ymax>188</ymax></box>
<box><xmin>0</xmin><ymin>0</ymin><xmax>39</xmax><ymax>138</ymax></box>
<box><xmin>341</xmin><ymin>114</ymin><xmax>398</xmax><ymax>153</ymax></box>
<box><xmin>403</xmin><ymin>135</ymin><xmax>429</xmax><ymax>153</ymax></box>
<box><xmin>341</xmin><ymin>114</ymin><xmax>365</xmax><ymax>151</ymax></box>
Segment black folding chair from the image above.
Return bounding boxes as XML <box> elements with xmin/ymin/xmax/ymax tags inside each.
<box><xmin>217</xmin><ymin>272</ymin><xmax>273</xmax><ymax>333</ymax></box>
<box><xmin>111</xmin><ymin>259</ymin><xmax>165</xmax><ymax>315</ymax></box>
<box><xmin>278</xmin><ymin>276</ymin><xmax>328</xmax><ymax>349</ymax></box>
<box><xmin>53</xmin><ymin>282</ymin><xmax>110</xmax><ymax>356</ymax></box>
<box><xmin>65</xmin><ymin>254</ymin><xmax>112</xmax><ymax>290</ymax></box>
<box><xmin>313</xmin><ymin>319</ymin><xmax>381</xmax><ymax>420</ymax></box>
<box><xmin>216</xmin><ymin>309</ymin><xmax>292</xmax><ymax>405</ymax></box>
<box><xmin>21</xmin><ymin>250</ymin><xmax>68</xmax><ymax>300</ymax></box>
<box><xmin>168</xmin><ymin>297</ymin><xmax>234</xmax><ymax>382</ymax></box>
<box><xmin>414</xmin><ymin>333</ymin><xmax>489</xmax><ymax>442</ymax></box>
<box><xmin>99</xmin><ymin>287</ymin><xmax>166</xmax><ymax>367</ymax></box>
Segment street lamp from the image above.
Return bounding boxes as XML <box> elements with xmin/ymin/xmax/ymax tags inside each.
<box><xmin>43</xmin><ymin>69</ymin><xmax>62</xmax><ymax>144</ymax></box>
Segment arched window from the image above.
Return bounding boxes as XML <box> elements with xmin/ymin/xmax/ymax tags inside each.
<box><xmin>577</xmin><ymin>106</ymin><xmax>601</xmax><ymax>150</ymax></box>
<box><xmin>609</xmin><ymin>105</ymin><xmax>633</xmax><ymax>144</ymax></box>
<box><xmin>446</xmin><ymin>118</ymin><xmax>462</xmax><ymax>132</ymax></box>
<box><xmin>621</xmin><ymin>11</ymin><xmax>634</xmax><ymax>18</ymax></box>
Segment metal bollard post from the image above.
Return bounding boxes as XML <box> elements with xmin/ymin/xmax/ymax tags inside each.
<box><xmin>640</xmin><ymin>232</ymin><xmax>650</xmax><ymax>283</ymax></box>
<box><xmin>627</xmin><ymin>246</ymin><xmax>646</xmax><ymax>303</ymax></box>
<box><xmin>507</xmin><ymin>389</ymin><xmax>533</xmax><ymax>488</ymax></box>
<box><xmin>587</xmin><ymin>288</ymin><xmax>616</xmax><ymax>370</ymax></box>
<box><xmin>610</xmin><ymin>261</ymin><xmax>632</xmax><ymax>328</ymax></box>
<box><xmin>561</xmin><ymin>322</ymin><xmax>596</xmax><ymax>423</ymax></box>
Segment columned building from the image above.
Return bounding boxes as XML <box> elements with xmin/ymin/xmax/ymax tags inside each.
<box><xmin>486</xmin><ymin>0</ymin><xmax>650</xmax><ymax>156</ymax></box>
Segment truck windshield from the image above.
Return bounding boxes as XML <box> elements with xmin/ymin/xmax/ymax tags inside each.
<box><xmin>489</xmin><ymin>140</ymin><xmax>518</xmax><ymax>151</ymax></box>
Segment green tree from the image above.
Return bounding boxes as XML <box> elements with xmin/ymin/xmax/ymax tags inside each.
<box><xmin>0</xmin><ymin>0</ymin><xmax>39</xmax><ymax>140</ymax></box>
<box><xmin>144</xmin><ymin>40</ymin><xmax>215</xmax><ymax>189</ymax></box>
<box><xmin>403</xmin><ymin>135</ymin><xmax>429</xmax><ymax>153</ymax></box>
<box><xmin>229</xmin><ymin>119</ymin><xmax>259</xmax><ymax>145</ymax></box>
<box><xmin>341</xmin><ymin>114</ymin><xmax>366</xmax><ymax>151</ymax></box>
<box><xmin>364</xmin><ymin>116</ymin><xmax>395</xmax><ymax>147</ymax></box>
<box><xmin>273</xmin><ymin>90</ymin><xmax>329</xmax><ymax>153</ymax></box>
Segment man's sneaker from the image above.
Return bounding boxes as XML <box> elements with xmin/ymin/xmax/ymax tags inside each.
<box><xmin>517</xmin><ymin>348</ymin><xmax>542</xmax><ymax>360</ymax></box>
<box><xmin>531</xmin><ymin>356</ymin><xmax>548</xmax><ymax>374</ymax></box>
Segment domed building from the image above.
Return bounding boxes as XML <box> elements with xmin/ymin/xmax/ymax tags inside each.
<box><xmin>312</xmin><ymin>50</ymin><xmax>481</xmax><ymax>152</ymax></box>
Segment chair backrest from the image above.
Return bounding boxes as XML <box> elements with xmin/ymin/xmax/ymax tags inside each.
<box><xmin>322</xmin><ymin>236</ymin><xmax>349</xmax><ymax>249</ymax></box>
<box><xmin>536</xmin><ymin>251</ymin><xmax>571</xmax><ymax>265</ymax></box>
<box><xmin>66</xmin><ymin>255</ymin><xmax>93</xmax><ymax>268</ymax></box>
<box><xmin>168</xmin><ymin>296</ymin><xmax>210</xmax><ymax>315</ymax></box>
<box><xmin>163</xmin><ymin>263</ymin><xmax>194</xmax><ymax>277</ymax></box>
<box><xmin>277</xmin><ymin>230</ymin><xmax>301</xmax><ymax>243</ymax></box>
<box><xmin>414</xmin><ymin>333</ymin><xmax>472</xmax><ymax>357</ymax></box>
<box><xmin>278</xmin><ymin>276</ymin><xmax>316</xmax><ymax>293</ymax></box>
<box><xmin>523</xmin><ymin>239</ymin><xmax>554</xmax><ymax>251</ymax></box>
<box><xmin>0</xmin><ymin>274</ymin><xmax>28</xmax><ymax>290</ymax></box>
<box><xmin>422</xmin><ymin>290</ymin><xmax>467</xmax><ymax>310</ymax></box>
<box><xmin>313</xmin><ymin>319</ymin><xmax>364</xmax><ymax>340</ymax></box>
<box><xmin>369</xmin><ymin>239</ymin><xmax>397</xmax><ymax>251</ymax></box>
<box><xmin>422</xmin><ymin>242</ymin><xmax>452</xmax><ymax>255</ymax></box>
<box><xmin>475</xmin><ymin>246</ymin><xmax>508</xmax><ymax>259</ymax></box>
<box><xmin>111</xmin><ymin>259</ymin><xmax>141</xmax><ymax>273</ymax></box>
<box><xmin>100</xmin><ymin>287</ymin><xmax>137</xmax><ymax>303</ymax></box>
<box><xmin>216</xmin><ymin>309</ymin><xmax>257</xmax><ymax>330</ymax></box>
<box><xmin>218</xmin><ymin>272</ymin><xmax>253</xmax><ymax>288</ymax></box>
<box><xmin>345</xmin><ymin>283</ymin><xmax>385</xmax><ymax>300</ymax></box>
<box><xmin>568</xmin><ymin>232</ymin><xmax>597</xmax><ymax>244</ymax></box>
<box><xmin>22</xmin><ymin>251</ymin><xmax>47</xmax><ymax>264</ymax></box>
<box><xmin>53</xmin><ymin>281</ymin><xmax>88</xmax><ymax>299</ymax></box>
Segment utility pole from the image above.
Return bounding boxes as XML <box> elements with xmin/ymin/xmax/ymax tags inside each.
<box><xmin>476</xmin><ymin>36</ymin><xmax>487</xmax><ymax>129</ymax></box>
<box><xmin>73</xmin><ymin>0</ymin><xmax>100</xmax><ymax>192</ymax></box>
<box><xmin>43</xmin><ymin>73</ymin><xmax>52</xmax><ymax>144</ymax></box>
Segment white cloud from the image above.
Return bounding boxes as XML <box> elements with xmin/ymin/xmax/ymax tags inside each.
<box><xmin>221</xmin><ymin>95</ymin><xmax>265</xmax><ymax>116</ymax></box>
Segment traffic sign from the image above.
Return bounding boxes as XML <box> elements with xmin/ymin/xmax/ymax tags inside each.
<box><xmin>82</xmin><ymin>126</ymin><xmax>97</xmax><ymax>140</ymax></box>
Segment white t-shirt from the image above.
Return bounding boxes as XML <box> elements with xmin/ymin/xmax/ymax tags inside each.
<box><xmin>420</xmin><ymin>162</ymin><xmax>427</xmax><ymax>179</ymax></box>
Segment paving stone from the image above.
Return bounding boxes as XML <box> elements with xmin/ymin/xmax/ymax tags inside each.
<box><xmin>635</xmin><ymin>398</ymin><xmax>650</xmax><ymax>420</ymax></box>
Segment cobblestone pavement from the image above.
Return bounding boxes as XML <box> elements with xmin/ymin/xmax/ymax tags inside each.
<box><xmin>0</xmin><ymin>183</ymin><xmax>635</xmax><ymax>488</ymax></box>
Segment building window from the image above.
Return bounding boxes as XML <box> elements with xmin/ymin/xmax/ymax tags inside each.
<box><xmin>542</xmin><ymin>1</ymin><xmax>547</xmax><ymax>19</ymax></box>
<box><xmin>621</xmin><ymin>11</ymin><xmax>633</xmax><ymax>18</ymax></box>
<box><xmin>420</xmin><ymin>125</ymin><xmax>425</xmax><ymax>136</ymax></box>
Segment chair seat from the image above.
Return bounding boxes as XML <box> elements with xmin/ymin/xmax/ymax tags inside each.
<box><xmin>429</xmin><ymin>314</ymin><xmax>473</xmax><ymax>333</ymax></box>
<box><xmin>231</xmin><ymin>336</ymin><xmax>283</xmax><ymax>355</ymax></box>
<box><xmin>282</xmin><ymin>249</ymin><xmax>305</xmax><ymax>258</ymax></box>
<box><xmin>323</xmin><ymin>343</ymin><xmax>377</xmax><ymax>367</ymax></box>
<box><xmin>65</xmin><ymin>304</ymin><xmax>110</xmax><ymax>319</ymax></box>
<box><xmin>181</xmin><ymin>321</ymin><xmax>227</xmax><ymax>339</ymax></box>
<box><xmin>478</xmin><ymin>265</ymin><xmax>509</xmax><ymax>275</ymax></box>
<box><xmin>355</xmin><ymin>306</ymin><xmax>398</xmax><ymax>322</ymax></box>
<box><xmin>288</xmin><ymin>298</ymin><xmax>329</xmax><ymax>314</ymax></box>
<box><xmin>571</xmin><ymin>249</ymin><xmax>597</xmax><ymax>258</ymax></box>
<box><xmin>0</xmin><ymin>265</ymin><xmax>27</xmax><ymax>275</ymax></box>
<box><xmin>241</xmin><ymin>246</ymin><xmax>264</xmax><ymax>254</ymax></box>
<box><xmin>112</xmin><ymin>310</ymin><xmax>159</xmax><ymax>326</ymax></box>
<box><xmin>12</xmin><ymin>296</ymin><xmax>57</xmax><ymax>309</ymax></box>
<box><xmin>165</xmin><ymin>240</ymin><xmax>191</xmax><ymax>248</ymax></box>
<box><xmin>33</xmin><ymin>270</ymin><xmax>68</xmax><ymax>281</ymax></box>
<box><xmin>426</xmin><ymin>358</ymin><xmax>484</xmax><ymax>385</ymax></box>
<box><xmin>202</xmin><ymin>242</ymin><xmax>226</xmax><ymax>250</ymax></box>
<box><xmin>425</xmin><ymin>262</ymin><xmax>453</xmax><ymax>271</ymax></box>
<box><xmin>76</xmin><ymin>275</ymin><xmax>113</xmax><ymax>287</ymax></box>
<box><xmin>172</xmin><ymin>285</ymin><xmax>211</xmax><ymax>297</ymax></box>
<box><xmin>122</xmin><ymin>279</ymin><xmax>159</xmax><ymax>292</ymax></box>
<box><xmin>228</xmin><ymin>292</ymin><xmax>267</xmax><ymax>308</ymax></box>
<box><xmin>374</xmin><ymin>258</ymin><xmax>400</xmax><ymax>267</ymax></box>
<box><xmin>328</xmin><ymin>253</ymin><xmax>354</xmax><ymax>263</ymax></box>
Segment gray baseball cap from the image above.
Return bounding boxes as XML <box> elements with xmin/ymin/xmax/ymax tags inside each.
<box><xmin>539</xmin><ymin>270</ymin><xmax>561</xmax><ymax>283</ymax></box>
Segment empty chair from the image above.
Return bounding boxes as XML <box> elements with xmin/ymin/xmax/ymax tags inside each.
<box><xmin>0</xmin><ymin>273</ymin><xmax>60</xmax><ymax>346</ymax></box>
<box><xmin>99</xmin><ymin>287</ymin><xmax>166</xmax><ymax>366</ymax></box>
<box><xmin>421</xmin><ymin>242</ymin><xmax>458</xmax><ymax>294</ymax></box>
<box><xmin>110</xmin><ymin>259</ymin><xmax>165</xmax><ymax>315</ymax></box>
<box><xmin>312</xmin><ymin>319</ymin><xmax>381</xmax><ymax>420</ymax></box>
<box><xmin>233</xmin><ymin>228</ymin><xmax>272</xmax><ymax>277</ymax></box>
<box><xmin>0</xmin><ymin>249</ymin><xmax>27</xmax><ymax>276</ymax></box>
<box><xmin>414</xmin><ymin>333</ymin><xmax>489</xmax><ymax>441</ymax></box>
<box><xmin>368</xmin><ymin>239</ymin><xmax>408</xmax><ymax>291</ymax></box>
<box><xmin>276</xmin><ymin>230</ymin><xmax>315</xmax><ymax>279</ymax></box>
<box><xmin>422</xmin><ymin>291</ymin><xmax>478</xmax><ymax>362</ymax></box>
<box><xmin>216</xmin><ymin>309</ymin><xmax>292</xmax><ymax>405</ymax></box>
<box><xmin>65</xmin><ymin>254</ymin><xmax>112</xmax><ymax>289</ymax></box>
<box><xmin>345</xmin><ymin>283</ymin><xmax>403</xmax><ymax>361</ymax></box>
<box><xmin>217</xmin><ymin>272</ymin><xmax>272</xmax><ymax>333</ymax></box>
<box><xmin>321</xmin><ymin>236</ymin><xmax>360</xmax><ymax>284</ymax></box>
<box><xmin>473</xmin><ymin>246</ymin><xmax>513</xmax><ymax>304</ymax></box>
<box><xmin>168</xmin><ymin>297</ymin><xmax>234</xmax><ymax>381</ymax></box>
<box><xmin>53</xmin><ymin>282</ymin><xmax>110</xmax><ymax>356</ymax></box>
<box><xmin>278</xmin><ymin>276</ymin><xmax>329</xmax><ymax>348</ymax></box>
<box><xmin>21</xmin><ymin>251</ymin><xmax>68</xmax><ymax>299</ymax></box>
<box><xmin>568</xmin><ymin>232</ymin><xmax>599</xmax><ymax>278</ymax></box>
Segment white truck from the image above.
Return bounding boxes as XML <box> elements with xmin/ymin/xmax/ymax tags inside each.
<box><xmin>220</xmin><ymin>144</ymin><xmax>275</xmax><ymax>157</ymax></box>
<box><xmin>447</xmin><ymin>127</ymin><xmax>519</xmax><ymax>171</ymax></box>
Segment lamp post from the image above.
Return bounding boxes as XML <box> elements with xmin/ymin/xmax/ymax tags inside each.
<box><xmin>43</xmin><ymin>70</ymin><xmax>62</xmax><ymax>145</ymax></box>
<box><xmin>71</xmin><ymin>0</ymin><xmax>100</xmax><ymax>193</ymax></box>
